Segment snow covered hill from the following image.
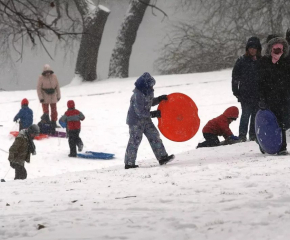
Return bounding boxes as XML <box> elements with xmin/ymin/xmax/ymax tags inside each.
<box><xmin>1</xmin><ymin>70</ymin><xmax>290</xmax><ymax>240</ymax></box>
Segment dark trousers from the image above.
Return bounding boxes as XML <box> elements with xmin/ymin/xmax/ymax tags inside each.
<box><xmin>197</xmin><ymin>133</ymin><xmax>220</xmax><ymax>148</ymax></box>
<box><xmin>270</xmin><ymin>105</ymin><xmax>288</xmax><ymax>151</ymax></box>
<box><xmin>68</xmin><ymin>129</ymin><xmax>83</xmax><ymax>156</ymax></box>
<box><xmin>10</xmin><ymin>162</ymin><xmax>27</xmax><ymax>180</ymax></box>
<box><xmin>239</xmin><ymin>101</ymin><xmax>258</xmax><ymax>139</ymax></box>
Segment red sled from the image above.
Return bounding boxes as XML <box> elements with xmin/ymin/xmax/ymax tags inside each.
<box><xmin>157</xmin><ymin>93</ymin><xmax>200</xmax><ymax>142</ymax></box>
<box><xmin>9</xmin><ymin>131</ymin><xmax>49</xmax><ymax>140</ymax></box>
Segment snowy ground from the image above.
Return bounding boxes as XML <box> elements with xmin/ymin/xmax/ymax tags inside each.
<box><xmin>1</xmin><ymin>70</ymin><xmax>290</xmax><ymax>240</ymax></box>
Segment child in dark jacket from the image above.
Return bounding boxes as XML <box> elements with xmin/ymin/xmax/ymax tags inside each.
<box><xmin>37</xmin><ymin>113</ymin><xmax>53</xmax><ymax>135</ymax></box>
<box><xmin>13</xmin><ymin>98</ymin><xmax>33</xmax><ymax>131</ymax></box>
<box><xmin>197</xmin><ymin>106</ymin><xmax>240</xmax><ymax>148</ymax></box>
<box><xmin>59</xmin><ymin>100</ymin><xmax>85</xmax><ymax>157</ymax></box>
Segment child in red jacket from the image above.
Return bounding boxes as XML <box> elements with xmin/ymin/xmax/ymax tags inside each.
<box><xmin>59</xmin><ymin>100</ymin><xmax>85</xmax><ymax>157</ymax></box>
<box><xmin>197</xmin><ymin>106</ymin><xmax>239</xmax><ymax>148</ymax></box>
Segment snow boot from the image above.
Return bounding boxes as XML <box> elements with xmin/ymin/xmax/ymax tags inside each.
<box><xmin>277</xmin><ymin>149</ymin><xmax>288</xmax><ymax>155</ymax></box>
<box><xmin>249</xmin><ymin>135</ymin><xmax>256</xmax><ymax>141</ymax></box>
<box><xmin>125</xmin><ymin>164</ymin><xmax>139</xmax><ymax>169</ymax></box>
<box><xmin>159</xmin><ymin>154</ymin><xmax>175</xmax><ymax>165</ymax></box>
<box><xmin>77</xmin><ymin>143</ymin><xmax>83</xmax><ymax>152</ymax></box>
<box><xmin>68</xmin><ymin>154</ymin><xmax>77</xmax><ymax>158</ymax></box>
<box><xmin>51</xmin><ymin>121</ymin><xmax>56</xmax><ymax>135</ymax></box>
<box><xmin>238</xmin><ymin>136</ymin><xmax>247</xmax><ymax>142</ymax></box>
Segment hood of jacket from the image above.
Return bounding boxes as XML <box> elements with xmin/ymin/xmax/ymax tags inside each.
<box><xmin>265</xmin><ymin>37</ymin><xmax>289</xmax><ymax>58</ymax></box>
<box><xmin>246</xmin><ymin>36</ymin><xmax>262</xmax><ymax>51</ymax></box>
<box><xmin>223</xmin><ymin>106</ymin><xmax>239</xmax><ymax>119</ymax></box>
<box><xmin>134</xmin><ymin>72</ymin><xmax>156</xmax><ymax>96</ymax></box>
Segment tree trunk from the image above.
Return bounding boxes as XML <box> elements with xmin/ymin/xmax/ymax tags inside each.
<box><xmin>74</xmin><ymin>1</ymin><xmax>110</xmax><ymax>81</ymax></box>
<box><xmin>108</xmin><ymin>0</ymin><xmax>150</xmax><ymax>78</ymax></box>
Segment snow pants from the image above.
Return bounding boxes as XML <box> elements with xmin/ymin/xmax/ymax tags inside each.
<box><xmin>68</xmin><ymin>129</ymin><xmax>83</xmax><ymax>156</ymax></box>
<box><xmin>10</xmin><ymin>162</ymin><xmax>27</xmax><ymax>180</ymax></box>
<box><xmin>42</xmin><ymin>103</ymin><xmax>58</xmax><ymax>122</ymax></box>
<box><xmin>269</xmin><ymin>105</ymin><xmax>288</xmax><ymax>151</ymax></box>
<box><xmin>197</xmin><ymin>133</ymin><xmax>220</xmax><ymax>148</ymax></box>
<box><xmin>125</xmin><ymin>120</ymin><xmax>168</xmax><ymax>165</ymax></box>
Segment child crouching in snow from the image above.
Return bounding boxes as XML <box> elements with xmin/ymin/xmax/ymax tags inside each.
<box><xmin>59</xmin><ymin>100</ymin><xmax>85</xmax><ymax>157</ymax></box>
<box><xmin>124</xmin><ymin>72</ymin><xmax>174</xmax><ymax>169</ymax></box>
<box><xmin>196</xmin><ymin>106</ymin><xmax>240</xmax><ymax>148</ymax></box>
<box><xmin>37</xmin><ymin>113</ymin><xmax>53</xmax><ymax>135</ymax></box>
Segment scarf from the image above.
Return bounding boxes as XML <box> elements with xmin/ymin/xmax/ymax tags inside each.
<box><xmin>271</xmin><ymin>43</ymin><xmax>283</xmax><ymax>64</ymax></box>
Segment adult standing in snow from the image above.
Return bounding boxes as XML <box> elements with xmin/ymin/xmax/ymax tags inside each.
<box><xmin>258</xmin><ymin>37</ymin><xmax>290</xmax><ymax>155</ymax></box>
<box><xmin>232</xmin><ymin>37</ymin><xmax>262</xmax><ymax>142</ymax></box>
<box><xmin>37</xmin><ymin>64</ymin><xmax>61</xmax><ymax>134</ymax></box>
<box><xmin>124</xmin><ymin>72</ymin><xmax>174</xmax><ymax>169</ymax></box>
<box><xmin>8</xmin><ymin>124</ymin><xmax>40</xmax><ymax>180</ymax></box>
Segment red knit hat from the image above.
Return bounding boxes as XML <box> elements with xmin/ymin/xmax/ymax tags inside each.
<box><xmin>21</xmin><ymin>98</ymin><xmax>29</xmax><ymax>106</ymax></box>
<box><xmin>67</xmin><ymin>100</ymin><xmax>75</xmax><ymax>109</ymax></box>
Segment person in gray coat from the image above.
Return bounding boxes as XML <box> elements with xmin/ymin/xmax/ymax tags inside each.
<box><xmin>125</xmin><ymin>72</ymin><xmax>174</xmax><ymax>169</ymax></box>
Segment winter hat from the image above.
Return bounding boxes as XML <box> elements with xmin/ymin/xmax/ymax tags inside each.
<box><xmin>21</xmin><ymin>98</ymin><xmax>29</xmax><ymax>106</ymax></box>
<box><xmin>41</xmin><ymin>113</ymin><xmax>50</xmax><ymax>122</ymax></box>
<box><xmin>265</xmin><ymin>37</ymin><xmax>289</xmax><ymax>59</ymax></box>
<box><xmin>42</xmin><ymin>64</ymin><xmax>54</xmax><ymax>75</ymax></box>
<box><xmin>135</xmin><ymin>72</ymin><xmax>156</xmax><ymax>96</ymax></box>
<box><xmin>223</xmin><ymin>106</ymin><xmax>239</xmax><ymax>119</ymax></box>
<box><xmin>28</xmin><ymin>124</ymin><xmax>40</xmax><ymax>136</ymax></box>
<box><xmin>67</xmin><ymin>100</ymin><xmax>75</xmax><ymax>109</ymax></box>
<box><xmin>246</xmin><ymin>37</ymin><xmax>262</xmax><ymax>51</ymax></box>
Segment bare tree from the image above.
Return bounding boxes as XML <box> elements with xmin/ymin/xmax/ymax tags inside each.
<box><xmin>74</xmin><ymin>0</ymin><xmax>110</xmax><ymax>81</ymax></box>
<box><xmin>156</xmin><ymin>0</ymin><xmax>290</xmax><ymax>74</ymax></box>
<box><xmin>108</xmin><ymin>0</ymin><xmax>150</xmax><ymax>78</ymax></box>
<box><xmin>0</xmin><ymin>0</ymin><xmax>82</xmax><ymax>61</ymax></box>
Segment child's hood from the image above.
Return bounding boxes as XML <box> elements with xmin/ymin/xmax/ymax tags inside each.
<box><xmin>67</xmin><ymin>100</ymin><xmax>75</xmax><ymax>109</ymax></box>
<box><xmin>134</xmin><ymin>72</ymin><xmax>156</xmax><ymax>96</ymax></box>
<box><xmin>223</xmin><ymin>106</ymin><xmax>239</xmax><ymax>119</ymax></box>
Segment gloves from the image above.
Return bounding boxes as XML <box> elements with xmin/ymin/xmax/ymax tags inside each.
<box><xmin>40</xmin><ymin>99</ymin><xmax>44</xmax><ymax>103</ymax></box>
<box><xmin>230</xmin><ymin>135</ymin><xmax>239</xmax><ymax>141</ymax></box>
<box><xmin>158</xmin><ymin>95</ymin><xmax>168</xmax><ymax>103</ymax></box>
<box><xmin>258</xmin><ymin>100</ymin><xmax>267</xmax><ymax>110</ymax></box>
<box><xmin>150</xmin><ymin>110</ymin><xmax>161</xmax><ymax>118</ymax></box>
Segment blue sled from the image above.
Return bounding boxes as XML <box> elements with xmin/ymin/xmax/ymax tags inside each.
<box><xmin>255</xmin><ymin>109</ymin><xmax>282</xmax><ymax>154</ymax></box>
<box><xmin>77</xmin><ymin>151</ymin><xmax>115</xmax><ymax>160</ymax></box>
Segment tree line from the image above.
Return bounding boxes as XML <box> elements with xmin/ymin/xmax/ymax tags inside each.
<box><xmin>2</xmin><ymin>0</ymin><xmax>288</xmax><ymax>81</ymax></box>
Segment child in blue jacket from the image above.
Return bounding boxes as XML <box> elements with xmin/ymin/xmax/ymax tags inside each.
<box><xmin>13</xmin><ymin>98</ymin><xmax>33</xmax><ymax>131</ymax></box>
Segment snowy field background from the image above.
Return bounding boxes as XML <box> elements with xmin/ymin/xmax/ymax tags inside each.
<box><xmin>1</xmin><ymin>70</ymin><xmax>290</xmax><ymax>240</ymax></box>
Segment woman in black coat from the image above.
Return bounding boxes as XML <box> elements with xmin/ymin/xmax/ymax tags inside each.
<box><xmin>258</xmin><ymin>37</ymin><xmax>290</xmax><ymax>155</ymax></box>
<box><xmin>232</xmin><ymin>37</ymin><xmax>262</xmax><ymax>142</ymax></box>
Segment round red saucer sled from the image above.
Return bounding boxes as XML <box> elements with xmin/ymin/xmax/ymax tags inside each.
<box><xmin>157</xmin><ymin>93</ymin><xmax>200</xmax><ymax>142</ymax></box>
